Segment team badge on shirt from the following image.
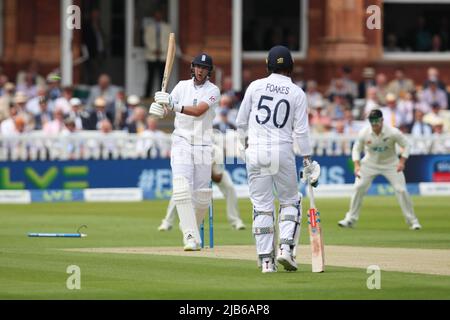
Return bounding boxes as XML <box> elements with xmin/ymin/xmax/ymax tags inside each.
<box><xmin>209</xmin><ymin>96</ymin><xmax>216</xmax><ymax>103</ymax></box>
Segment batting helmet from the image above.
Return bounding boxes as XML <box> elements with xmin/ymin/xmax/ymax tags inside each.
<box><xmin>192</xmin><ymin>53</ymin><xmax>213</xmax><ymax>70</ymax></box>
<box><xmin>191</xmin><ymin>53</ymin><xmax>214</xmax><ymax>78</ymax></box>
<box><xmin>266</xmin><ymin>45</ymin><xmax>294</xmax><ymax>73</ymax></box>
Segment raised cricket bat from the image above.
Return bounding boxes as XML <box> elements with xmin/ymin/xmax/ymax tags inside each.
<box><xmin>161</xmin><ymin>33</ymin><xmax>176</xmax><ymax>93</ymax></box>
<box><xmin>307</xmin><ymin>181</ymin><xmax>325</xmax><ymax>272</ymax></box>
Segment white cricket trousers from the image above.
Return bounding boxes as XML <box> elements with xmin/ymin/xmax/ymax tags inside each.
<box><xmin>171</xmin><ymin>135</ymin><xmax>212</xmax><ymax>243</ymax></box>
<box><xmin>345</xmin><ymin>162</ymin><xmax>419</xmax><ymax>226</ymax></box>
<box><xmin>171</xmin><ymin>135</ymin><xmax>212</xmax><ymax>191</ymax></box>
<box><xmin>246</xmin><ymin>144</ymin><xmax>301</xmax><ymax>260</ymax></box>
<box><xmin>246</xmin><ymin>144</ymin><xmax>299</xmax><ymax>211</ymax></box>
<box><xmin>216</xmin><ymin>170</ymin><xmax>242</xmax><ymax>226</ymax></box>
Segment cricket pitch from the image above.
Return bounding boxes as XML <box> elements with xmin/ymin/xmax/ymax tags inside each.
<box><xmin>64</xmin><ymin>245</ymin><xmax>450</xmax><ymax>276</ymax></box>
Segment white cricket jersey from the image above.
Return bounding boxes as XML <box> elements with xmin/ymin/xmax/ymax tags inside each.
<box><xmin>236</xmin><ymin>73</ymin><xmax>312</xmax><ymax>156</ymax></box>
<box><xmin>170</xmin><ymin>79</ymin><xmax>220</xmax><ymax>145</ymax></box>
<box><xmin>352</xmin><ymin>124</ymin><xmax>410</xmax><ymax>166</ymax></box>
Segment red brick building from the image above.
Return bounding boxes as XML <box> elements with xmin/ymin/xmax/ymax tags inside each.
<box><xmin>1</xmin><ymin>0</ymin><xmax>450</xmax><ymax>94</ymax></box>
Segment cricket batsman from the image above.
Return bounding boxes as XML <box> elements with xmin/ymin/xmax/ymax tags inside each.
<box><xmin>338</xmin><ymin>109</ymin><xmax>422</xmax><ymax>230</ymax></box>
<box><xmin>158</xmin><ymin>143</ymin><xmax>246</xmax><ymax>231</ymax></box>
<box><xmin>149</xmin><ymin>53</ymin><xmax>220</xmax><ymax>251</ymax></box>
<box><xmin>236</xmin><ymin>45</ymin><xmax>320</xmax><ymax>273</ymax></box>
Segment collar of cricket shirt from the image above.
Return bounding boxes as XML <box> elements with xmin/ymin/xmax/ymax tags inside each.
<box><xmin>192</xmin><ymin>78</ymin><xmax>207</xmax><ymax>89</ymax></box>
<box><xmin>270</xmin><ymin>73</ymin><xmax>291</xmax><ymax>81</ymax></box>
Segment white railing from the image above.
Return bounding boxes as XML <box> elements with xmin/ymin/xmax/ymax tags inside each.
<box><xmin>0</xmin><ymin>131</ymin><xmax>449</xmax><ymax>161</ymax></box>
<box><xmin>307</xmin><ymin>133</ymin><xmax>450</xmax><ymax>157</ymax></box>
<box><xmin>0</xmin><ymin>131</ymin><xmax>172</xmax><ymax>161</ymax></box>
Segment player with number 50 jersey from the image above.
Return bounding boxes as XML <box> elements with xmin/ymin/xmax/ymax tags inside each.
<box><xmin>236</xmin><ymin>45</ymin><xmax>320</xmax><ymax>273</ymax></box>
<box><xmin>237</xmin><ymin>69</ymin><xmax>310</xmax><ymax>149</ymax></box>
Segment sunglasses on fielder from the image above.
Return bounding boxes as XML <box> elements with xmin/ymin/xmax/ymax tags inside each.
<box><xmin>369</xmin><ymin>118</ymin><xmax>382</xmax><ymax>124</ymax></box>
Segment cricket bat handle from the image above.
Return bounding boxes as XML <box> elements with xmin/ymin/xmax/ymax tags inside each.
<box><xmin>308</xmin><ymin>178</ymin><xmax>316</xmax><ymax>209</ymax></box>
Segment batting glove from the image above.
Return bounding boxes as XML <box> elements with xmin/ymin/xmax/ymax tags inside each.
<box><xmin>301</xmin><ymin>159</ymin><xmax>321</xmax><ymax>187</ymax></box>
<box><xmin>237</xmin><ymin>141</ymin><xmax>246</xmax><ymax>162</ymax></box>
<box><xmin>149</xmin><ymin>102</ymin><xmax>166</xmax><ymax>118</ymax></box>
<box><xmin>154</xmin><ymin>91</ymin><xmax>182</xmax><ymax>112</ymax></box>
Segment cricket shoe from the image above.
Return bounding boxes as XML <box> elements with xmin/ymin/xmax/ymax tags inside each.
<box><xmin>183</xmin><ymin>237</ymin><xmax>201</xmax><ymax>251</ymax></box>
<box><xmin>261</xmin><ymin>258</ymin><xmax>277</xmax><ymax>273</ymax></box>
<box><xmin>276</xmin><ymin>248</ymin><xmax>298</xmax><ymax>271</ymax></box>
<box><xmin>233</xmin><ymin>221</ymin><xmax>246</xmax><ymax>230</ymax></box>
<box><xmin>410</xmin><ymin>222</ymin><xmax>422</xmax><ymax>230</ymax></box>
<box><xmin>338</xmin><ymin>218</ymin><xmax>354</xmax><ymax>228</ymax></box>
<box><xmin>157</xmin><ymin>220</ymin><xmax>172</xmax><ymax>231</ymax></box>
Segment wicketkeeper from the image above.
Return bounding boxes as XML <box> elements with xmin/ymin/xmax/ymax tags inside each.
<box><xmin>338</xmin><ymin>109</ymin><xmax>422</xmax><ymax>230</ymax></box>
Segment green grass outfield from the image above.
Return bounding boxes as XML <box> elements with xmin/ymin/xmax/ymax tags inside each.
<box><xmin>0</xmin><ymin>196</ymin><xmax>449</xmax><ymax>300</ymax></box>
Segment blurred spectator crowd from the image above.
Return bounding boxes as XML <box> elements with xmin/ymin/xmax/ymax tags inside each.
<box><xmin>214</xmin><ymin>66</ymin><xmax>450</xmax><ymax>138</ymax></box>
<box><xmin>0</xmin><ymin>63</ymin><xmax>167</xmax><ymax>139</ymax></box>
<box><xmin>0</xmin><ymin>62</ymin><xmax>449</xmax><ymax>161</ymax></box>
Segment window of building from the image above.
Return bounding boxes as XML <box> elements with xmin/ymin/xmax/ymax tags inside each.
<box><xmin>111</xmin><ymin>0</ymin><xmax>125</xmax><ymax>57</ymax></box>
<box><xmin>242</xmin><ymin>0</ymin><xmax>308</xmax><ymax>59</ymax></box>
<box><xmin>384</xmin><ymin>0</ymin><xmax>450</xmax><ymax>60</ymax></box>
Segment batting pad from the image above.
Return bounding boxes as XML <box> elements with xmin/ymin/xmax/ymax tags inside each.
<box><xmin>253</xmin><ymin>214</ymin><xmax>275</xmax><ymax>259</ymax></box>
<box><xmin>193</xmin><ymin>188</ymin><xmax>213</xmax><ymax>228</ymax></box>
<box><xmin>172</xmin><ymin>176</ymin><xmax>201</xmax><ymax>245</ymax></box>
<box><xmin>279</xmin><ymin>204</ymin><xmax>301</xmax><ymax>250</ymax></box>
